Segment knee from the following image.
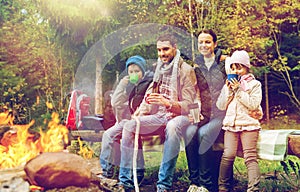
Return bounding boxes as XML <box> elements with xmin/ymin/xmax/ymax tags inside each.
<box><xmin>197</xmin><ymin>129</ymin><xmax>205</xmax><ymax>142</ymax></box>
<box><xmin>103</xmin><ymin>131</ymin><xmax>110</xmax><ymax>140</ymax></box>
<box><xmin>185</xmin><ymin>125</ymin><xmax>197</xmax><ymax>138</ymax></box>
<box><xmin>123</xmin><ymin>120</ymin><xmax>137</xmax><ymax>134</ymax></box>
<box><xmin>243</xmin><ymin>149</ymin><xmax>258</xmax><ymax>165</ymax></box>
<box><xmin>165</xmin><ymin>121</ymin><xmax>181</xmax><ymax>138</ymax></box>
<box><xmin>222</xmin><ymin>149</ymin><xmax>236</xmax><ymax>161</ymax></box>
<box><xmin>103</xmin><ymin>129</ymin><xmax>114</xmax><ymax>141</ymax></box>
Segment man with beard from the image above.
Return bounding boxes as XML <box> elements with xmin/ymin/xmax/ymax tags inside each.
<box><xmin>117</xmin><ymin>33</ymin><xmax>196</xmax><ymax>192</ymax></box>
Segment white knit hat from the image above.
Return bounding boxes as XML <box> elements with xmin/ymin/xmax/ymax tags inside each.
<box><xmin>229</xmin><ymin>50</ymin><xmax>251</xmax><ymax>68</ymax></box>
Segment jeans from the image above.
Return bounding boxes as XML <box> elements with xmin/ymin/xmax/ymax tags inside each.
<box><xmin>219</xmin><ymin>130</ymin><xmax>260</xmax><ymax>192</ymax></box>
<box><xmin>184</xmin><ymin>117</ymin><xmax>224</xmax><ymax>192</ymax></box>
<box><xmin>157</xmin><ymin>115</ymin><xmax>191</xmax><ymax>190</ymax></box>
<box><xmin>100</xmin><ymin>120</ymin><xmax>144</xmax><ymax>178</ymax></box>
<box><xmin>119</xmin><ymin>114</ymin><xmax>191</xmax><ymax>190</ymax></box>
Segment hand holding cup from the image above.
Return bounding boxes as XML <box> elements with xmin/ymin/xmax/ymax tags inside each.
<box><xmin>227</xmin><ymin>74</ymin><xmax>240</xmax><ymax>90</ymax></box>
<box><xmin>145</xmin><ymin>93</ymin><xmax>166</xmax><ymax>105</ymax></box>
<box><xmin>227</xmin><ymin>74</ymin><xmax>239</xmax><ymax>82</ymax></box>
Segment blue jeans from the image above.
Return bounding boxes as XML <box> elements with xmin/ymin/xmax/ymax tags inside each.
<box><xmin>119</xmin><ymin>114</ymin><xmax>191</xmax><ymax>190</ymax></box>
<box><xmin>184</xmin><ymin>116</ymin><xmax>224</xmax><ymax>192</ymax></box>
<box><xmin>100</xmin><ymin>120</ymin><xmax>144</xmax><ymax>178</ymax></box>
<box><xmin>157</xmin><ymin>115</ymin><xmax>191</xmax><ymax>190</ymax></box>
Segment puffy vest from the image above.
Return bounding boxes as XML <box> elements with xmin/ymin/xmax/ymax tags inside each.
<box><xmin>194</xmin><ymin>48</ymin><xmax>226</xmax><ymax>118</ymax></box>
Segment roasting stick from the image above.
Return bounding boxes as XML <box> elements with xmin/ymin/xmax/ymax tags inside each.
<box><xmin>132</xmin><ymin>112</ymin><xmax>141</xmax><ymax>192</ymax></box>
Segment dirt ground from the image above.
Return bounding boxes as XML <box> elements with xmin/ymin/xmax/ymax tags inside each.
<box><xmin>38</xmin><ymin>156</ymin><xmax>300</xmax><ymax>192</ymax></box>
<box><xmin>44</xmin><ymin>157</ymin><xmax>190</xmax><ymax>192</ymax></box>
<box><xmin>43</xmin><ymin>157</ymin><xmax>249</xmax><ymax>192</ymax></box>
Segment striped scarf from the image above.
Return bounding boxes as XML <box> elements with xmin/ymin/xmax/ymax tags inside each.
<box><xmin>153</xmin><ymin>49</ymin><xmax>180</xmax><ymax>102</ymax></box>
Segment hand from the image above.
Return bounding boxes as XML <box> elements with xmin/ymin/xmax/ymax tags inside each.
<box><xmin>225</xmin><ymin>79</ymin><xmax>231</xmax><ymax>88</ymax></box>
<box><xmin>229</xmin><ymin>78</ymin><xmax>240</xmax><ymax>91</ymax></box>
<box><xmin>249</xmin><ymin>109</ymin><xmax>263</xmax><ymax>120</ymax></box>
<box><xmin>146</xmin><ymin>93</ymin><xmax>169</xmax><ymax>106</ymax></box>
<box><xmin>120</xmin><ymin>76</ymin><xmax>129</xmax><ymax>85</ymax></box>
<box><xmin>188</xmin><ymin>114</ymin><xmax>194</xmax><ymax>124</ymax></box>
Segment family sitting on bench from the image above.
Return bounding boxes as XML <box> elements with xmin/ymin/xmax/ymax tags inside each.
<box><xmin>99</xmin><ymin>30</ymin><xmax>263</xmax><ymax>192</ymax></box>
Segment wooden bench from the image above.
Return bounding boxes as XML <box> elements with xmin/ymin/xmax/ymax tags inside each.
<box><xmin>287</xmin><ymin>133</ymin><xmax>300</xmax><ymax>158</ymax></box>
<box><xmin>71</xmin><ymin>116</ymin><xmax>300</xmax><ymax>159</ymax></box>
<box><xmin>70</xmin><ymin>129</ymin><xmax>300</xmax><ymax>159</ymax></box>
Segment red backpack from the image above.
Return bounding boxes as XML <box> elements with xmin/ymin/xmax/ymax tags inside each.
<box><xmin>65</xmin><ymin>90</ymin><xmax>91</xmax><ymax>130</ymax></box>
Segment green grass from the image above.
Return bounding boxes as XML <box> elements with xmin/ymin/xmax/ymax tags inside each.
<box><xmin>141</xmin><ymin>151</ymin><xmax>300</xmax><ymax>191</ymax></box>
<box><xmin>140</xmin><ymin>116</ymin><xmax>300</xmax><ymax>191</ymax></box>
<box><xmin>84</xmin><ymin>115</ymin><xmax>300</xmax><ymax>191</ymax></box>
<box><xmin>261</xmin><ymin>116</ymin><xmax>300</xmax><ymax>130</ymax></box>
<box><xmin>234</xmin><ymin>156</ymin><xmax>297</xmax><ymax>176</ymax></box>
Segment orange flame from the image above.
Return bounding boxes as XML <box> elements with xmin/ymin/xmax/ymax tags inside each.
<box><xmin>0</xmin><ymin>112</ymin><xmax>13</xmax><ymax>126</ymax></box>
<box><xmin>77</xmin><ymin>137</ymin><xmax>94</xmax><ymax>159</ymax></box>
<box><xmin>0</xmin><ymin>112</ymin><xmax>69</xmax><ymax>169</ymax></box>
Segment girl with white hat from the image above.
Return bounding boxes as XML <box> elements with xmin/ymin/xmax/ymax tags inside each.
<box><xmin>217</xmin><ymin>50</ymin><xmax>262</xmax><ymax>192</ymax></box>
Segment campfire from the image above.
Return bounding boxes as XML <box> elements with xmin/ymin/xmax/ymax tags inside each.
<box><xmin>0</xmin><ymin>111</ymin><xmax>98</xmax><ymax>191</ymax></box>
<box><xmin>0</xmin><ymin>112</ymin><xmax>69</xmax><ymax>169</ymax></box>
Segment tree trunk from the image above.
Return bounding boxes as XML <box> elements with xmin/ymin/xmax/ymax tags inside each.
<box><xmin>188</xmin><ymin>0</ymin><xmax>195</xmax><ymax>61</ymax></box>
<box><xmin>264</xmin><ymin>72</ymin><xmax>270</xmax><ymax>123</ymax></box>
<box><xmin>95</xmin><ymin>55</ymin><xmax>103</xmax><ymax>115</ymax></box>
<box><xmin>59</xmin><ymin>48</ymin><xmax>63</xmax><ymax>113</ymax></box>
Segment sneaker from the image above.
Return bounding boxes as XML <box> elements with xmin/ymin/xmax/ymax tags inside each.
<box><xmin>187</xmin><ymin>185</ymin><xmax>209</xmax><ymax>192</ymax></box>
<box><xmin>197</xmin><ymin>186</ymin><xmax>209</xmax><ymax>192</ymax></box>
<box><xmin>97</xmin><ymin>174</ymin><xmax>117</xmax><ymax>182</ymax></box>
<box><xmin>117</xmin><ymin>185</ymin><xmax>134</xmax><ymax>192</ymax></box>
<box><xmin>187</xmin><ymin>184</ymin><xmax>199</xmax><ymax>192</ymax></box>
<box><xmin>98</xmin><ymin>174</ymin><xmax>118</xmax><ymax>191</ymax></box>
<box><xmin>157</xmin><ymin>187</ymin><xmax>169</xmax><ymax>192</ymax></box>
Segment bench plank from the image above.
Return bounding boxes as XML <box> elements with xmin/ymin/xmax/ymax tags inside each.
<box><xmin>70</xmin><ymin>130</ymin><xmax>300</xmax><ymax>158</ymax></box>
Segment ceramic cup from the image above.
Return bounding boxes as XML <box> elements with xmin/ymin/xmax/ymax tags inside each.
<box><xmin>227</xmin><ymin>74</ymin><xmax>239</xmax><ymax>82</ymax></box>
<box><xmin>129</xmin><ymin>73</ymin><xmax>139</xmax><ymax>84</ymax></box>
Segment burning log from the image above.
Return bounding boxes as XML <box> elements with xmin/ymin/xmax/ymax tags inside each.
<box><xmin>0</xmin><ymin>112</ymin><xmax>69</xmax><ymax>169</ymax></box>
<box><xmin>24</xmin><ymin>152</ymin><xmax>91</xmax><ymax>189</ymax></box>
<box><xmin>0</xmin><ymin>112</ymin><xmax>98</xmax><ymax>191</ymax></box>
<box><xmin>0</xmin><ymin>125</ymin><xmax>11</xmax><ymax>138</ymax></box>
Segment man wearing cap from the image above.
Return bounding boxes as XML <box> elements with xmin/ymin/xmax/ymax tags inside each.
<box><xmin>99</xmin><ymin>55</ymin><xmax>153</xmax><ymax>186</ymax></box>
